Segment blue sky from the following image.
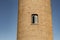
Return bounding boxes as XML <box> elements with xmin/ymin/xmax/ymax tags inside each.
<box><xmin>52</xmin><ymin>0</ymin><xmax>60</xmax><ymax>40</ymax></box>
<box><xmin>0</xmin><ymin>0</ymin><xmax>60</xmax><ymax>40</ymax></box>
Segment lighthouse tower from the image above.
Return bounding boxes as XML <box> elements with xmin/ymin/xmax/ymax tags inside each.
<box><xmin>17</xmin><ymin>0</ymin><xmax>53</xmax><ymax>40</ymax></box>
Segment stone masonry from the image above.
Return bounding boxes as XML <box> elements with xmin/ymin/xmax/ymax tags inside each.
<box><xmin>17</xmin><ymin>0</ymin><xmax>53</xmax><ymax>40</ymax></box>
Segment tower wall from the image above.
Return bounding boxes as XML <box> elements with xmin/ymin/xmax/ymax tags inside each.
<box><xmin>17</xmin><ymin>0</ymin><xmax>53</xmax><ymax>40</ymax></box>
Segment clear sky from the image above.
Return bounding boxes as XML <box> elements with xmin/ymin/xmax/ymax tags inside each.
<box><xmin>0</xmin><ymin>0</ymin><xmax>60</xmax><ymax>40</ymax></box>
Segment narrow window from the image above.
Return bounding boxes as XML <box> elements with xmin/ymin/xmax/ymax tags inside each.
<box><xmin>32</xmin><ymin>14</ymin><xmax>38</xmax><ymax>24</ymax></box>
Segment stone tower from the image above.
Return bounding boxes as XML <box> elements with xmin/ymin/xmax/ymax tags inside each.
<box><xmin>17</xmin><ymin>0</ymin><xmax>53</xmax><ymax>40</ymax></box>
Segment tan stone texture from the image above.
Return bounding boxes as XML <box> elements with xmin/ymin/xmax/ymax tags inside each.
<box><xmin>17</xmin><ymin>0</ymin><xmax>53</xmax><ymax>40</ymax></box>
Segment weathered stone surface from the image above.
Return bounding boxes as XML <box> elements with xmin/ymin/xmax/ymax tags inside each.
<box><xmin>17</xmin><ymin>0</ymin><xmax>53</xmax><ymax>40</ymax></box>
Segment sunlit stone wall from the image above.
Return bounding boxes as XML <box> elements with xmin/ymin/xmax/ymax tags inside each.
<box><xmin>17</xmin><ymin>0</ymin><xmax>53</xmax><ymax>40</ymax></box>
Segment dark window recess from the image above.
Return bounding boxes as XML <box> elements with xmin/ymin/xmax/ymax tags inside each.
<box><xmin>32</xmin><ymin>14</ymin><xmax>38</xmax><ymax>24</ymax></box>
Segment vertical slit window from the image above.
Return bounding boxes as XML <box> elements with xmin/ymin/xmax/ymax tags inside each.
<box><xmin>32</xmin><ymin>14</ymin><xmax>38</xmax><ymax>24</ymax></box>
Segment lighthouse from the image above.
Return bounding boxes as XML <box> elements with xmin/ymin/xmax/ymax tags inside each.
<box><xmin>17</xmin><ymin>0</ymin><xmax>53</xmax><ymax>40</ymax></box>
